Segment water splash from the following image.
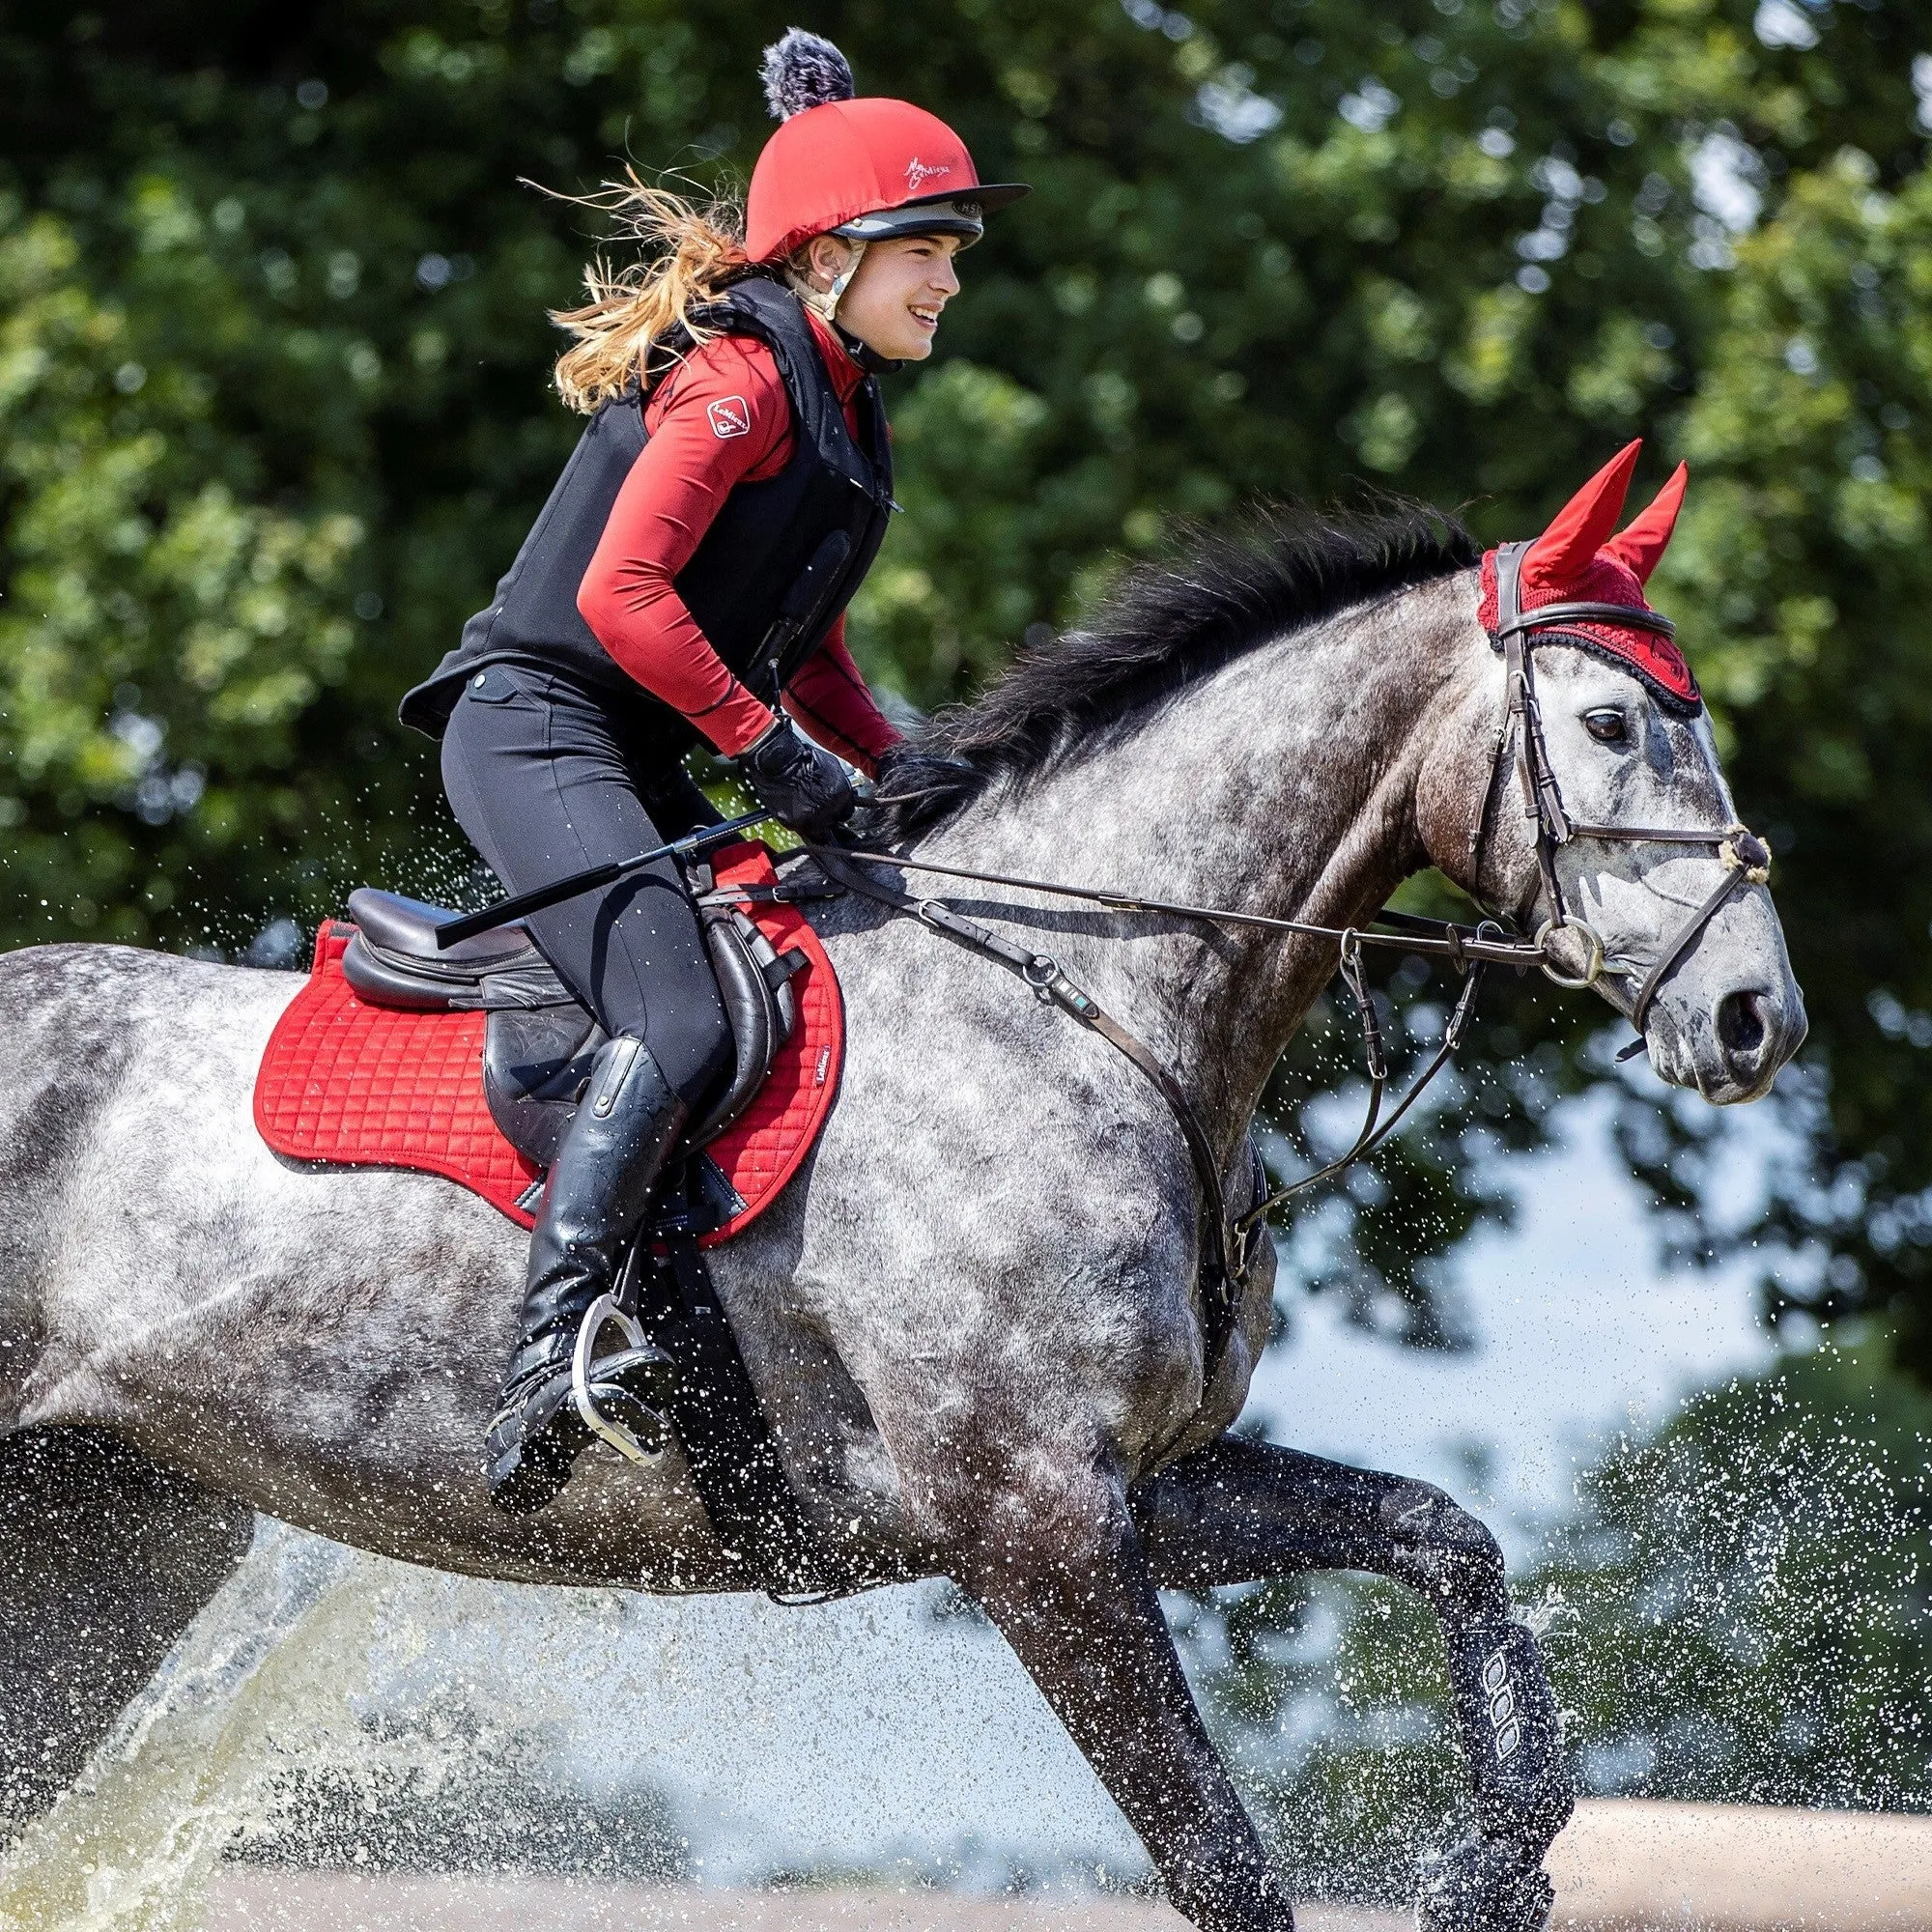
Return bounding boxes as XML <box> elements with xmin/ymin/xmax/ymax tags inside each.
<box><xmin>0</xmin><ymin>1521</ymin><xmax>1138</xmax><ymax>1931</ymax></box>
<box><xmin>0</xmin><ymin>1525</ymin><xmax>352</xmax><ymax>1932</ymax></box>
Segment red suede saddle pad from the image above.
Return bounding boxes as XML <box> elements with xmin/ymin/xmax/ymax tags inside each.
<box><xmin>253</xmin><ymin>843</ymin><xmax>843</xmax><ymax>1245</ymax></box>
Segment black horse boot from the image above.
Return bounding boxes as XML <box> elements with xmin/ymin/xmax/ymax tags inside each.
<box><xmin>485</xmin><ymin>1036</ymin><xmax>686</xmax><ymax>1515</ymax></box>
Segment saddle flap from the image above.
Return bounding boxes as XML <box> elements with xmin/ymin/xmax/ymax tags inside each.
<box><xmin>687</xmin><ymin>905</ymin><xmax>802</xmax><ymax>1147</ymax></box>
<box><xmin>483</xmin><ymin>1005</ymin><xmax>608</xmax><ymax>1168</ymax></box>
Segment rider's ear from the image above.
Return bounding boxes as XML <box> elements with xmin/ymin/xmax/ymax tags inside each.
<box><xmin>1602</xmin><ymin>462</ymin><xmax>1689</xmax><ymax>584</ymax></box>
<box><xmin>1521</xmin><ymin>440</ymin><xmax>1641</xmax><ymax>589</ymax></box>
<box><xmin>799</xmin><ymin>234</ymin><xmax>850</xmax><ymax>287</ymax></box>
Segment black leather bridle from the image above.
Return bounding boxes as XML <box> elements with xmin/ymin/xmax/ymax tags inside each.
<box><xmin>1485</xmin><ymin>539</ymin><xmax>1772</xmax><ymax>1038</ymax></box>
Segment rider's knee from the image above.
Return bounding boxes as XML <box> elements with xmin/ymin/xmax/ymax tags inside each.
<box><xmin>649</xmin><ymin>1001</ymin><xmax>736</xmax><ymax>1110</ymax></box>
<box><xmin>1378</xmin><ymin>1479</ymin><xmax>1507</xmax><ymax>1617</ymax></box>
<box><xmin>689</xmin><ymin>1009</ymin><xmax>736</xmax><ymax>1104</ymax></box>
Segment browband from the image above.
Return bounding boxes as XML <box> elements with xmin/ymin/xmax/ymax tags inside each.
<box><xmin>1495</xmin><ymin>598</ymin><xmax>1677</xmax><ymax>641</ymax></box>
<box><xmin>1490</xmin><ymin>541</ymin><xmax>1677</xmax><ymax>643</ymax></box>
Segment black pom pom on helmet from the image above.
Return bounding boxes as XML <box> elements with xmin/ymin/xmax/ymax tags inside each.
<box><xmin>760</xmin><ymin>28</ymin><xmax>857</xmax><ymax>121</ymax></box>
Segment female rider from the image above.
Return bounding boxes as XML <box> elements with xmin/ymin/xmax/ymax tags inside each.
<box><xmin>400</xmin><ymin>32</ymin><xmax>1026</xmax><ymax>1513</ymax></box>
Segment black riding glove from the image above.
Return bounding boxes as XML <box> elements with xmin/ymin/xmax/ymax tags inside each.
<box><xmin>734</xmin><ymin>716</ymin><xmax>858</xmax><ymax>840</ymax></box>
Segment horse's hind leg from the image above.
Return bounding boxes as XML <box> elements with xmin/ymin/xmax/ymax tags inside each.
<box><xmin>0</xmin><ymin>1427</ymin><xmax>253</xmax><ymax>1835</ymax></box>
<box><xmin>1128</xmin><ymin>1435</ymin><xmax>1573</xmax><ymax>1932</ymax></box>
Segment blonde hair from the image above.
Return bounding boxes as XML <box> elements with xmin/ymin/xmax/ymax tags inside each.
<box><xmin>547</xmin><ymin>172</ymin><xmax>749</xmax><ymax>414</ymax></box>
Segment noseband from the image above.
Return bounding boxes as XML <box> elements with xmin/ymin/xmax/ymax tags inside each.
<box><xmin>1484</xmin><ymin>540</ymin><xmax>1771</xmax><ymax>1038</ymax></box>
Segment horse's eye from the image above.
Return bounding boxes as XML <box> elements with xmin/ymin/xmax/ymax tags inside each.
<box><xmin>1584</xmin><ymin>708</ymin><xmax>1628</xmax><ymax>744</ymax></box>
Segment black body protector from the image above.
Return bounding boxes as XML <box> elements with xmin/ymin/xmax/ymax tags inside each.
<box><xmin>401</xmin><ymin>273</ymin><xmax>895</xmax><ymax>744</ymax></box>
<box><xmin>404</xmin><ymin>274</ymin><xmax>892</xmax><ymax>1517</ymax></box>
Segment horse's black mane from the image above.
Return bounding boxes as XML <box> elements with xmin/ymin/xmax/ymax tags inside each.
<box><xmin>870</xmin><ymin>498</ymin><xmax>1479</xmax><ymax>841</ymax></box>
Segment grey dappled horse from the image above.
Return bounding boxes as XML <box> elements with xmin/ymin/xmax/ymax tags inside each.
<box><xmin>0</xmin><ymin>507</ymin><xmax>1803</xmax><ymax>1930</ymax></box>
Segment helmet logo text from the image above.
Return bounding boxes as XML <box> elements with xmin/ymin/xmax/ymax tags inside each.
<box><xmin>903</xmin><ymin>156</ymin><xmax>953</xmax><ymax>193</ymax></box>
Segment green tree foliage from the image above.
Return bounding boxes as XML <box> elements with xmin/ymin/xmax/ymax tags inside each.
<box><xmin>1</xmin><ymin>0</ymin><xmax>1929</xmax><ymax>1354</ymax></box>
<box><xmin>0</xmin><ymin>203</ymin><xmax>367</xmax><ymax>944</ymax></box>
<box><xmin>1634</xmin><ymin>147</ymin><xmax>1932</xmax><ymax>1367</ymax></box>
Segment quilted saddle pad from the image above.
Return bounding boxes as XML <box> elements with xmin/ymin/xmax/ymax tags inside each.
<box><xmin>252</xmin><ymin>842</ymin><xmax>843</xmax><ymax>1245</ymax></box>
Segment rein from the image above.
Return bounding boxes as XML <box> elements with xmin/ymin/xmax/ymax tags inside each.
<box><xmin>810</xmin><ymin>840</ymin><xmax>1499</xmax><ymax>1286</ymax></box>
<box><xmin>805</xmin><ymin>551</ymin><xmax>1773</xmax><ymax>1373</ymax></box>
<box><xmin>812</xmin><ymin>844</ymin><xmax>1251</xmax><ymax>1376</ymax></box>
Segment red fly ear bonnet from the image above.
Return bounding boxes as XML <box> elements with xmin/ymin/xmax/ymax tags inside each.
<box><xmin>1478</xmin><ymin>440</ymin><xmax>1701</xmax><ymax>712</ymax></box>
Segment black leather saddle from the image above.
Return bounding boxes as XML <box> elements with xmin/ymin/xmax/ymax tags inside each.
<box><xmin>338</xmin><ymin>880</ymin><xmax>811</xmax><ymax>1208</ymax></box>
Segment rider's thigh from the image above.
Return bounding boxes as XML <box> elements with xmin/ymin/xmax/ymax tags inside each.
<box><xmin>440</xmin><ymin>666</ymin><xmax>732</xmax><ymax>1106</ymax></box>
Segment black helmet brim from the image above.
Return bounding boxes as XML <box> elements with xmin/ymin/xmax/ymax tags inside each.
<box><xmin>834</xmin><ymin>182</ymin><xmax>1030</xmax><ymax>245</ymax></box>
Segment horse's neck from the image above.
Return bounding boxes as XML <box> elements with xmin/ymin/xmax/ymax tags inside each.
<box><xmin>929</xmin><ymin>578</ymin><xmax>1472</xmax><ymax>1148</ymax></box>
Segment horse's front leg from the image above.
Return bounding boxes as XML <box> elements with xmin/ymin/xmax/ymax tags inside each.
<box><xmin>949</xmin><ymin>1459</ymin><xmax>1295</xmax><ymax>1932</ymax></box>
<box><xmin>1128</xmin><ymin>1435</ymin><xmax>1573</xmax><ymax>1932</ymax></box>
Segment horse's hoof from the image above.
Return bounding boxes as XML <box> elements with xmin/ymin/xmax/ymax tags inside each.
<box><xmin>1416</xmin><ymin>1836</ymin><xmax>1554</xmax><ymax>1932</ymax></box>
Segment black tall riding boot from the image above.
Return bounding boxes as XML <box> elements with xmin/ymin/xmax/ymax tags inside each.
<box><xmin>485</xmin><ymin>1036</ymin><xmax>687</xmax><ymax>1515</ymax></box>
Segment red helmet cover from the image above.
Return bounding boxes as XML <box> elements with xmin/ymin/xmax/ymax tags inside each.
<box><xmin>747</xmin><ymin>98</ymin><xmax>990</xmax><ymax>262</ymax></box>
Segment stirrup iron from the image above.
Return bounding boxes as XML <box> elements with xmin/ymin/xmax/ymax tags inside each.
<box><xmin>572</xmin><ymin>1293</ymin><xmax>670</xmax><ymax>1465</ymax></box>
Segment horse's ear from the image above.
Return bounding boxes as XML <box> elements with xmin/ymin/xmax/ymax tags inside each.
<box><xmin>1603</xmin><ymin>461</ymin><xmax>1688</xmax><ymax>583</ymax></box>
<box><xmin>1522</xmin><ymin>440</ymin><xmax>1642</xmax><ymax>589</ymax></box>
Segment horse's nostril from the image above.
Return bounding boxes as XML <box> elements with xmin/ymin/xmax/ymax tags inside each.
<box><xmin>1718</xmin><ymin>989</ymin><xmax>1769</xmax><ymax>1059</ymax></box>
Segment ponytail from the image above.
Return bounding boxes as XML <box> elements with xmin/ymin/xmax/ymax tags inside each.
<box><xmin>547</xmin><ymin>172</ymin><xmax>750</xmax><ymax>414</ymax></box>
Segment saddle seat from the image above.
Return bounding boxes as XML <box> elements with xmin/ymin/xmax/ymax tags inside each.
<box><xmin>338</xmin><ymin>873</ymin><xmax>811</xmax><ymax>1175</ymax></box>
<box><xmin>346</xmin><ymin>889</ymin><xmax>537</xmax><ymax>969</ymax></box>
<box><xmin>342</xmin><ymin>890</ymin><xmax>558</xmax><ymax>1008</ymax></box>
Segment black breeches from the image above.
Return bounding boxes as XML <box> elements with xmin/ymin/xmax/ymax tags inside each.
<box><xmin>440</xmin><ymin>663</ymin><xmax>732</xmax><ymax>1109</ymax></box>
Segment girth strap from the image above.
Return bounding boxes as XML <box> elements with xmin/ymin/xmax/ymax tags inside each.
<box><xmin>812</xmin><ymin>847</ymin><xmax>1245</xmax><ymax>1383</ymax></box>
<box><xmin>630</xmin><ymin>1208</ymin><xmax>855</xmax><ymax>1602</ymax></box>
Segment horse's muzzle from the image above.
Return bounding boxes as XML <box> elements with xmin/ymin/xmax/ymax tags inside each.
<box><xmin>1646</xmin><ymin>974</ymin><xmax>1807</xmax><ymax>1104</ymax></box>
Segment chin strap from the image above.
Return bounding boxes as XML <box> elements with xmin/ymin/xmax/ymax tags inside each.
<box><xmin>784</xmin><ymin>240</ymin><xmax>865</xmax><ymax>321</ymax></box>
<box><xmin>833</xmin><ymin>321</ymin><xmax>903</xmax><ymax>375</ymax></box>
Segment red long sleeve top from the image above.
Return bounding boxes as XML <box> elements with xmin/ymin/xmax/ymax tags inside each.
<box><xmin>575</xmin><ymin>308</ymin><xmax>902</xmax><ymax>776</ymax></box>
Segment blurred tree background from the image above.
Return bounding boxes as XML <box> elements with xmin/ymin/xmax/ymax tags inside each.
<box><xmin>6</xmin><ymin>0</ymin><xmax>1927</xmax><ymax>1362</ymax></box>
<box><xmin>3</xmin><ymin>0</ymin><xmax>1929</xmax><ymax>1853</ymax></box>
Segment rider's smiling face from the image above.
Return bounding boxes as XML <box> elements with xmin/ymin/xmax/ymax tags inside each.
<box><xmin>805</xmin><ymin>232</ymin><xmax>964</xmax><ymax>362</ymax></box>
